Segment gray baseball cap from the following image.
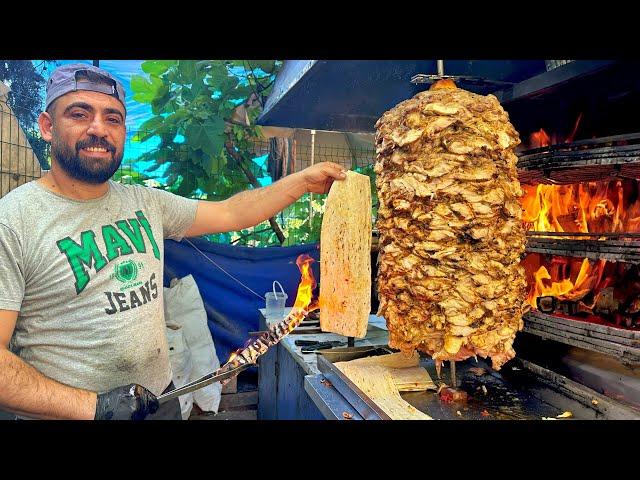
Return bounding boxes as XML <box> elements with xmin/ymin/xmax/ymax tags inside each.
<box><xmin>45</xmin><ymin>63</ymin><xmax>127</xmax><ymax>114</ymax></box>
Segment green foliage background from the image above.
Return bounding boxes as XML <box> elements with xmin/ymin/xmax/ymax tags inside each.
<box><xmin>131</xmin><ymin>60</ymin><xmax>377</xmax><ymax>247</ymax></box>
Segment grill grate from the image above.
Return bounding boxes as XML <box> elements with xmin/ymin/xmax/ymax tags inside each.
<box><xmin>525</xmin><ymin>231</ymin><xmax>640</xmax><ymax>263</ymax></box>
<box><xmin>526</xmin><ymin>238</ymin><xmax>640</xmax><ymax>264</ymax></box>
<box><xmin>517</xmin><ymin>133</ymin><xmax>640</xmax><ymax>184</ymax></box>
<box><xmin>523</xmin><ymin>310</ymin><xmax>640</xmax><ymax>365</ymax></box>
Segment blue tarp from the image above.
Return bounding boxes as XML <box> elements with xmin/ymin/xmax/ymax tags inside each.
<box><xmin>163</xmin><ymin>237</ymin><xmax>320</xmax><ymax>364</ymax></box>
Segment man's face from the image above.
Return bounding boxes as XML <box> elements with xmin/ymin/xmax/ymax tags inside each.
<box><xmin>41</xmin><ymin>90</ymin><xmax>126</xmax><ymax>184</ymax></box>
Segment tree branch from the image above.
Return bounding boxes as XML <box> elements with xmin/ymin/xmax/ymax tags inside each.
<box><xmin>230</xmin><ymin>227</ymin><xmax>273</xmax><ymax>245</ymax></box>
<box><xmin>224</xmin><ymin>138</ymin><xmax>286</xmax><ymax>244</ymax></box>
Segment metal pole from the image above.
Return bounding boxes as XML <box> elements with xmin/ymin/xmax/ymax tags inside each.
<box><xmin>437</xmin><ymin>60</ymin><xmax>444</xmax><ymax>76</ymax></box>
<box><xmin>93</xmin><ymin>60</ymin><xmax>100</xmax><ymax>67</ymax></box>
<box><xmin>309</xmin><ymin>129</ymin><xmax>316</xmax><ymax>231</ymax></box>
<box><xmin>450</xmin><ymin>360</ymin><xmax>457</xmax><ymax>387</ymax></box>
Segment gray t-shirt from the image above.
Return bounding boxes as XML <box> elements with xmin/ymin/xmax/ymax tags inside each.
<box><xmin>0</xmin><ymin>180</ymin><xmax>198</xmax><ymax>397</ymax></box>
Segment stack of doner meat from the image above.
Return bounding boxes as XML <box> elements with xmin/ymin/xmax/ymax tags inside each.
<box><xmin>374</xmin><ymin>79</ymin><xmax>528</xmax><ymax>371</ymax></box>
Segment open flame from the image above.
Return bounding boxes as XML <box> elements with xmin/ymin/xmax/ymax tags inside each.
<box><xmin>527</xmin><ymin>112</ymin><xmax>583</xmax><ymax>149</ymax></box>
<box><xmin>521</xmin><ymin>114</ymin><xmax>640</xmax><ymax>327</ymax></box>
<box><xmin>285</xmin><ymin>254</ymin><xmax>319</xmax><ymax>334</ymax></box>
<box><xmin>292</xmin><ymin>254</ymin><xmax>318</xmax><ymax>312</ymax></box>
<box><xmin>521</xmin><ymin>115</ymin><xmax>640</xmax><ymax>325</ymax></box>
<box><xmin>224</xmin><ymin>254</ymin><xmax>318</xmax><ymax>366</ymax></box>
<box><xmin>530</xmin><ymin>128</ymin><xmax>550</xmax><ymax>148</ymax></box>
<box><xmin>523</xmin><ymin>254</ymin><xmax>607</xmax><ymax>308</ymax></box>
<box><xmin>520</xmin><ymin>180</ymin><xmax>640</xmax><ymax>313</ymax></box>
<box><xmin>522</xmin><ymin>179</ymin><xmax>640</xmax><ymax>234</ymax></box>
<box><xmin>522</xmin><ymin>253</ymin><xmax>640</xmax><ymax>329</ymax></box>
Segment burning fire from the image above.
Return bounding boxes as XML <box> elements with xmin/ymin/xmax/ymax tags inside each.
<box><xmin>225</xmin><ymin>254</ymin><xmax>318</xmax><ymax>366</ymax></box>
<box><xmin>530</xmin><ymin>128</ymin><xmax>550</xmax><ymax>148</ymax></box>
<box><xmin>283</xmin><ymin>254</ymin><xmax>319</xmax><ymax>335</ymax></box>
<box><xmin>520</xmin><ymin>115</ymin><xmax>640</xmax><ymax>325</ymax></box>
<box><xmin>522</xmin><ymin>180</ymin><xmax>640</xmax><ymax>234</ymax></box>
<box><xmin>292</xmin><ymin>254</ymin><xmax>319</xmax><ymax>312</ymax></box>
<box><xmin>521</xmin><ymin>115</ymin><xmax>640</xmax><ymax>321</ymax></box>
<box><xmin>527</xmin><ymin>112</ymin><xmax>583</xmax><ymax>149</ymax></box>
<box><xmin>523</xmin><ymin>254</ymin><xmax>640</xmax><ymax>328</ymax></box>
<box><xmin>520</xmin><ymin>180</ymin><xmax>640</xmax><ymax>313</ymax></box>
<box><xmin>523</xmin><ymin>254</ymin><xmax>607</xmax><ymax>308</ymax></box>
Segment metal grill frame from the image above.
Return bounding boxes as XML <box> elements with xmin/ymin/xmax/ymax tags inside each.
<box><xmin>517</xmin><ymin>133</ymin><xmax>640</xmax><ymax>185</ymax></box>
<box><xmin>523</xmin><ymin>310</ymin><xmax>640</xmax><ymax>365</ymax></box>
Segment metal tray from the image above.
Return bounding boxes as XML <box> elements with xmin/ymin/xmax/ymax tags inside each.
<box><xmin>316</xmin><ymin>347</ymin><xmax>394</xmax><ymax>420</ymax></box>
<box><xmin>316</xmin><ymin>347</ymin><xmax>640</xmax><ymax>420</ymax></box>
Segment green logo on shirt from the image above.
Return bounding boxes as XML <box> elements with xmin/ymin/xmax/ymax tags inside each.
<box><xmin>112</xmin><ymin>260</ymin><xmax>145</xmax><ymax>291</ymax></box>
<box><xmin>57</xmin><ymin>210</ymin><xmax>161</xmax><ymax>294</ymax></box>
<box><xmin>115</xmin><ymin>260</ymin><xmax>139</xmax><ymax>283</ymax></box>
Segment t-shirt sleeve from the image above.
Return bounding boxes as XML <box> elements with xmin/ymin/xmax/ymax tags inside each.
<box><xmin>149</xmin><ymin>188</ymin><xmax>199</xmax><ymax>241</ymax></box>
<box><xmin>0</xmin><ymin>223</ymin><xmax>25</xmax><ymax>311</ymax></box>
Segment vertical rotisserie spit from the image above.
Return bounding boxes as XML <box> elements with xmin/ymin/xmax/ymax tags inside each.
<box><xmin>374</xmin><ymin>80</ymin><xmax>528</xmax><ymax>370</ymax></box>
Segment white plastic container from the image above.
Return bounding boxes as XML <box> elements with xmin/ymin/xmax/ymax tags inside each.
<box><xmin>265</xmin><ymin>281</ymin><xmax>288</xmax><ymax>320</ymax></box>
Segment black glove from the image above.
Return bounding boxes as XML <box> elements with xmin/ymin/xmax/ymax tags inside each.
<box><xmin>95</xmin><ymin>384</ymin><xmax>159</xmax><ymax>420</ymax></box>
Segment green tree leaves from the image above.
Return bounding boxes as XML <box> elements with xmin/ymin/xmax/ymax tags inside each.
<box><xmin>184</xmin><ymin>118</ymin><xmax>225</xmax><ymax>159</ymax></box>
<box><xmin>131</xmin><ymin>74</ymin><xmax>164</xmax><ymax>103</ymax></box>
<box><xmin>141</xmin><ymin>60</ymin><xmax>177</xmax><ymax>77</ymax></box>
<box><xmin>130</xmin><ymin>59</ymin><xmax>296</xmax><ymax>245</ymax></box>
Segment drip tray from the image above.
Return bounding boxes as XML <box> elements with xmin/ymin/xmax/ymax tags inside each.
<box><xmin>315</xmin><ymin>348</ymin><xmax>640</xmax><ymax>420</ymax></box>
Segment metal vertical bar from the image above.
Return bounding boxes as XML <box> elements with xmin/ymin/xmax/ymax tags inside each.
<box><xmin>309</xmin><ymin>129</ymin><xmax>316</xmax><ymax>232</ymax></box>
<box><xmin>8</xmin><ymin>103</ymin><xmax>13</xmax><ymax>194</ymax></box>
<box><xmin>22</xmin><ymin>121</ymin><xmax>26</xmax><ymax>188</ymax></box>
<box><xmin>450</xmin><ymin>360</ymin><xmax>456</xmax><ymax>387</ymax></box>
<box><xmin>437</xmin><ymin>60</ymin><xmax>444</xmax><ymax>77</ymax></box>
<box><xmin>1</xmin><ymin>99</ymin><xmax>4</xmax><ymax>198</ymax></box>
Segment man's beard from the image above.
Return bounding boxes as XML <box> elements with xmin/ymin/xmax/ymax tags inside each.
<box><xmin>52</xmin><ymin>135</ymin><xmax>123</xmax><ymax>184</ymax></box>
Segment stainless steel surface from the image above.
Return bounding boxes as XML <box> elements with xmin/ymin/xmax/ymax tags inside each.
<box><xmin>405</xmin><ymin>358</ymin><xmax>592</xmax><ymax>420</ymax></box>
<box><xmin>523</xmin><ymin>311</ymin><xmax>640</xmax><ymax>365</ymax></box>
<box><xmin>312</xmin><ymin>348</ymin><xmax>640</xmax><ymax>420</ymax></box>
<box><xmin>314</xmin><ymin>345</ymin><xmax>381</xmax><ymax>364</ymax></box>
<box><xmin>157</xmin><ymin>363</ymin><xmax>252</xmax><ymax>404</ymax></box>
<box><xmin>316</xmin><ymin>348</ymin><xmax>394</xmax><ymax>420</ymax></box>
<box><xmin>304</xmin><ymin>374</ymin><xmax>363</xmax><ymax>420</ymax></box>
<box><xmin>520</xmin><ymin>359</ymin><xmax>640</xmax><ymax>419</ymax></box>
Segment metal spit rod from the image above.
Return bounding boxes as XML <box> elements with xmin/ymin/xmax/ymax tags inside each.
<box><xmin>450</xmin><ymin>360</ymin><xmax>457</xmax><ymax>387</ymax></box>
<box><xmin>438</xmin><ymin>58</ymin><xmax>456</xmax><ymax>389</ymax></box>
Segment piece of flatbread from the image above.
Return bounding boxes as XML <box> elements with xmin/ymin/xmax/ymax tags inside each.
<box><xmin>336</xmin><ymin>364</ymin><xmax>432</xmax><ymax>420</ymax></box>
<box><xmin>320</xmin><ymin>170</ymin><xmax>372</xmax><ymax>338</ymax></box>
<box><xmin>336</xmin><ymin>352</ymin><xmax>436</xmax><ymax>392</ymax></box>
<box><xmin>389</xmin><ymin>367</ymin><xmax>437</xmax><ymax>392</ymax></box>
<box><xmin>340</xmin><ymin>351</ymin><xmax>420</xmax><ymax>369</ymax></box>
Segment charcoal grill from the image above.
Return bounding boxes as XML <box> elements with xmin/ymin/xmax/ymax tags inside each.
<box><xmin>496</xmin><ymin>61</ymin><xmax>640</xmax><ymax>398</ymax></box>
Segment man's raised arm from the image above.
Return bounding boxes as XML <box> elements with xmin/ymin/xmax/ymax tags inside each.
<box><xmin>184</xmin><ymin>161</ymin><xmax>347</xmax><ymax>237</ymax></box>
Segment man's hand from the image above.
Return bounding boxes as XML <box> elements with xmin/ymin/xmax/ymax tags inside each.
<box><xmin>95</xmin><ymin>384</ymin><xmax>159</xmax><ymax>420</ymax></box>
<box><xmin>300</xmin><ymin>162</ymin><xmax>347</xmax><ymax>194</ymax></box>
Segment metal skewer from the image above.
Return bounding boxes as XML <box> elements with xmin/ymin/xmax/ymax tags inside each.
<box><xmin>410</xmin><ymin>59</ymin><xmax>515</xmax><ymax>88</ymax></box>
<box><xmin>450</xmin><ymin>360</ymin><xmax>457</xmax><ymax>387</ymax></box>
